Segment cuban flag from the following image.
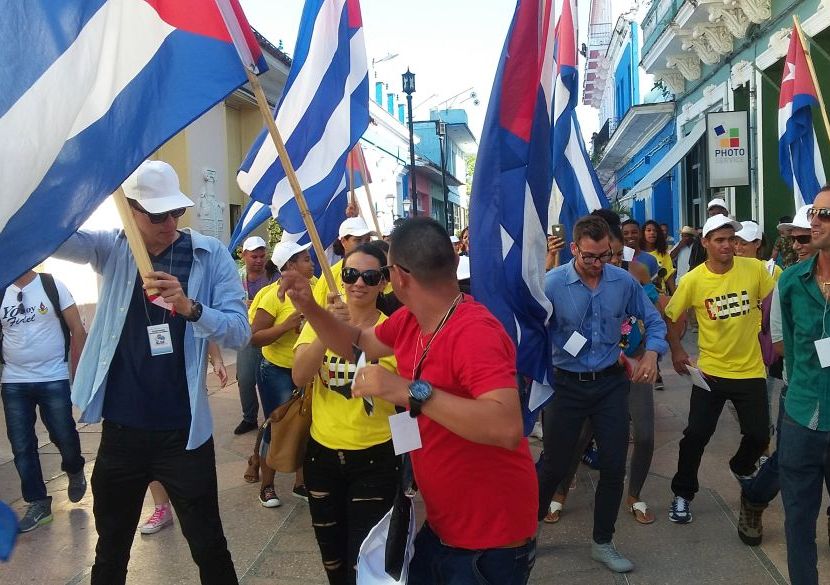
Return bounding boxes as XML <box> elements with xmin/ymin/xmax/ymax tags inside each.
<box><xmin>0</xmin><ymin>0</ymin><xmax>265</xmax><ymax>290</ymax></box>
<box><xmin>552</xmin><ymin>0</ymin><xmax>607</xmax><ymax>259</ymax></box>
<box><xmin>470</xmin><ymin>0</ymin><xmax>557</xmax><ymax>412</ymax></box>
<box><xmin>229</xmin><ymin>142</ymin><xmax>367</xmax><ymax>251</ymax></box>
<box><xmin>779</xmin><ymin>26</ymin><xmax>826</xmax><ymax>208</ymax></box>
<box><xmin>236</xmin><ymin>0</ymin><xmax>369</xmax><ymax>251</ymax></box>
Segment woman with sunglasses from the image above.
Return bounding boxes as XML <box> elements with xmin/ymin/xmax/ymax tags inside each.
<box><xmin>292</xmin><ymin>244</ymin><xmax>399</xmax><ymax>585</ymax></box>
<box><xmin>250</xmin><ymin>242</ymin><xmax>316</xmax><ymax>507</ymax></box>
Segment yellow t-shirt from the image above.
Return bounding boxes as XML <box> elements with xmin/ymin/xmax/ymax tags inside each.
<box><xmin>253</xmin><ymin>277</ymin><xmax>317</xmax><ymax>368</ymax></box>
<box><xmin>664</xmin><ymin>256</ymin><xmax>776</xmax><ymax>379</ymax></box>
<box><xmin>294</xmin><ymin>313</ymin><xmax>397</xmax><ymax>450</ymax></box>
<box><xmin>648</xmin><ymin>250</ymin><xmax>676</xmax><ymax>292</ymax></box>
<box><xmin>313</xmin><ymin>258</ymin><xmax>393</xmax><ymax>307</ymax></box>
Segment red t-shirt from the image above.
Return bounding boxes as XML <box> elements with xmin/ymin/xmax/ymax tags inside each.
<box><xmin>375</xmin><ymin>297</ymin><xmax>538</xmax><ymax>549</ymax></box>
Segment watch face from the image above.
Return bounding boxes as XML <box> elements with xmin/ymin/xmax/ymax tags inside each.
<box><xmin>410</xmin><ymin>380</ymin><xmax>431</xmax><ymax>401</ymax></box>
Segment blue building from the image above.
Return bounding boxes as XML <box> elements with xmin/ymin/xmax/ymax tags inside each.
<box><xmin>583</xmin><ymin>1</ymin><xmax>677</xmax><ymax>234</ymax></box>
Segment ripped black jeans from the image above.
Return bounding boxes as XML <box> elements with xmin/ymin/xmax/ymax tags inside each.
<box><xmin>303</xmin><ymin>437</ymin><xmax>400</xmax><ymax>585</ymax></box>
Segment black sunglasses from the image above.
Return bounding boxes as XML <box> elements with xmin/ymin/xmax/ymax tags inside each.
<box><xmin>129</xmin><ymin>199</ymin><xmax>187</xmax><ymax>224</ymax></box>
<box><xmin>793</xmin><ymin>234</ymin><xmax>812</xmax><ymax>245</ymax></box>
<box><xmin>807</xmin><ymin>207</ymin><xmax>830</xmax><ymax>220</ymax></box>
<box><xmin>17</xmin><ymin>290</ymin><xmax>24</xmax><ymax>315</ymax></box>
<box><xmin>342</xmin><ymin>267</ymin><xmax>388</xmax><ymax>286</ymax></box>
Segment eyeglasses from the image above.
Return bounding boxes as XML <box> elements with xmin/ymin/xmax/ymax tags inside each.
<box><xmin>16</xmin><ymin>290</ymin><xmax>24</xmax><ymax>315</ymax></box>
<box><xmin>807</xmin><ymin>207</ymin><xmax>830</xmax><ymax>220</ymax></box>
<box><xmin>576</xmin><ymin>247</ymin><xmax>613</xmax><ymax>265</ymax></box>
<box><xmin>342</xmin><ymin>267</ymin><xmax>388</xmax><ymax>286</ymax></box>
<box><xmin>128</xmin><ymin>200</ymin><xmax>186</xmax><ymax>224</ymax></box>
<box><xmin>793</xmin><ymin>234</ymin><xmax>812</xmax><ymax>245</ymax></box>
<box><xmin>385</xmin><ymin>263</ymin><xmax>411</xmax><ymax>274</ymax></box>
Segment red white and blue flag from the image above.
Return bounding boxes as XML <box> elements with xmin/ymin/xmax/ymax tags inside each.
<box><xmin>779</xmin><ymin>26</ymin><xmax>826</xmax><ymax>208</ymax></box>
<box><xmin>552</xmin><ymin>0</ymin><xmax>607</xmax><ymax>257</ymax></box>
<box><xmin>0</xmin><ymin>0</ymin><xmax>264</xmax><ymax>290</ymax></box>
<box><xmin>470</xmin><ymin>0</ymin><xmax>558</xmax><ymax>411</ymax></box>
<box><xmin>236</xmin><ymin>0</ymin><xmax>369</xmax><ymax>251</ymax></box>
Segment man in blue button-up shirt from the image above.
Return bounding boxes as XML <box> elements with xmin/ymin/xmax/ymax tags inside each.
<box><xmin>54</xmin><ymin>161</ymin><xmax>249</xmax><ymax>585</ymax></box>
<box><xmin>538</xmin><ymin>215</ymin><xmax>667</xmax><ymax>574</ymax></box>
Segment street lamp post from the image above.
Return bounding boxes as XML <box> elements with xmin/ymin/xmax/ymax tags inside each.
<box><xmin>402</xmin><ymin>68</ymin><xmax>417</xmax><ymax>217</ymax></box>
<box><xmin>437</xmin><ymin>121</ymin><xmax>450</xmax><ymax>233</ymax></box>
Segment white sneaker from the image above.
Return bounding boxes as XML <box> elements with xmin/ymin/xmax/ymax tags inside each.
<box><xmin>259</xmin><ymin>485</ymin><xmax>281</xmax><ymax>508</ymax></box>
<box><xmin>139</xmin><ymin>503</ymin><xmax>174</xmax><ymax>534</ymax></box>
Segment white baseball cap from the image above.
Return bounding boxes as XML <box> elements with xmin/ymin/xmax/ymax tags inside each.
<box><xmin>707</xmin><ymin>198</ymin><xmax>729</xmax><ymax>212</ymax></box>
<box><xmin>242</xmin><ymin>236</ymin><xmax>267</xmax><ymax>252</ymax></box>
<box><xmin>735</xmin><ymin>221</ymin><xmax>762</xmax><ymax>242</ymax></box>
<box><xmin>339</xmin><ymin>217</ymin><xmax>374</xmax><ymax>238</ymax></box>
<box><xmin>122</xmin><ymin>160</ymin><xmax>194</xmax><ymax>213</ymax></box>
<box><xmin>778</xmin><ymin>204</ymin><xmax>813</xmax><ymax>233</ymax></box>
<box><xmin>272</xmin><ymin>241</ymin><xmax>312</xmax><ymax>270</ymax></box>
<box><xmin>702</xmin><ymin>214</ymin><xmax>742</xmax><ymax>238</ymax></box>
<box><xmin>449</xmin><ymin>235</ymin><xmax>460</xmax><ymax>244</ymax></box>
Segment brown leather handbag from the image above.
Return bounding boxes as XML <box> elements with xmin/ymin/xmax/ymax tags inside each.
<box><xmin>265</xmin><ymin>387</ymin><xmax>313</xmax><ymax>473</ymax></box>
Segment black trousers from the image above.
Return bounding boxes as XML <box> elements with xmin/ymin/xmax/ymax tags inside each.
<box><xmin>304</xmin><ymin>437</ymin><xmax>399</xmax><ymax>585</ymax></box>
<box><xmin>537</xmin><ymin>372</ymin><xmax>630</xmax><ymax>544</ymax></box>
<box><xmin>90</xmin><ymin>421</ymin><xmax>237</xmax><ymax>585</ymax></box>
<box><xmin>671</xmin><ymin>376</ymin><xmax>769</xmax><ymax>500</ymax></box>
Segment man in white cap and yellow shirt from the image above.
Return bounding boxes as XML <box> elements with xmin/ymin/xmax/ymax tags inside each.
<box><xmin>54</xmin><ymin>160</ymin><xmax>249</xmax><ymax>585</ymax></box>
<box><xmin>233</xmin><ymin>235</ymin><xmax>275</xmax><ymax>435</ymax></box>
<box><xmin>688</xmin><ymin>198</ymin><xmax>731</xmax><ymax>270</ymax></box>
<box><xmin>663</xmin><ymin>214</ymin><xmax>776</xmax><ymax>525</ymax></box>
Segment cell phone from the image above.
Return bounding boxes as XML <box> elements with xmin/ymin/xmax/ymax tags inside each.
<box><xmin>550</xmin><ymin>224</ymin><xmax>564</xmax><ymax>239</ymax></box>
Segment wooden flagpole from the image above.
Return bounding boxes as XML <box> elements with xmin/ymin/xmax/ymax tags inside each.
<box><xmin>348</xmin><ymin>151</ymin><xmax>358</xmax><ymax>211</ymax></box>
<box><xmin>112</xmin><ymin>187</ymin><xmax>159</xmax><ymax>296</ymax></box>
<box><xmin>794</xmin><ymin>15</ymin><xmax>830</xmax><ymax>144</ymax></box>
<box><xmin>244</xmin><ymin>68</ymin><xmax>337</xmax><ymax>292</ymax></box>
<box><xmin>356</xmin><ymin>150</ymin><xmax>383</xmax><ymax>236</ymax></box>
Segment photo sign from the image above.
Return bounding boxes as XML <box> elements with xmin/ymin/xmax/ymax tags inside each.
<box><xmin>706</xmin><ymin>111</ymin><xmax>750</xmax><ymax>188</ymax></box>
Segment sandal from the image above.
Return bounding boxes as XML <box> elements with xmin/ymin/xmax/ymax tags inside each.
<box><xmin>244</xmin><ymin>454</ymin><xmax>260</xmax><ymax>483</ymax></box>
<box><xmin>630</xmin><ymin>501</ymin><xmax>655</xmax><ymax>524</ymax></box>
<box><xmin>544</xmin><ymin>501</ymin><xmax>563</xmax><ymax>524</ymax></box>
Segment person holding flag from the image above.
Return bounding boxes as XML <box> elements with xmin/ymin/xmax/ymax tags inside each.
<box><xmin>54</xmin><ymin>161</ymin><xmax>250</xmax><ymax>585</ymax></box>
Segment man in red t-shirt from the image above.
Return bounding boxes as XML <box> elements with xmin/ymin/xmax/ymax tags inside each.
<box><xmin>280</xmin><ymin>218</ymin><xmax>538</xmax><ymax>584</ymax></box>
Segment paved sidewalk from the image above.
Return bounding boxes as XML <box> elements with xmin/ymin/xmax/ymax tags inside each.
<box><xmin>0</xmin><ymin>337</ymin><xmax>828</xmax><ymax>584</ymax></box>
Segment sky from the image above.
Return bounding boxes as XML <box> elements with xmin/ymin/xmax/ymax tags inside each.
<box><xmin>239</xmin><ymin>0</ymin><xmax>600</xmax><ymax>142</ymax></box>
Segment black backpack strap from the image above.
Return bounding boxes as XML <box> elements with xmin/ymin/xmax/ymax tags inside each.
<box><xmin>40</xmin><ymin>273</ymin><xmax>71</xmax><ymax>362</ymax></box>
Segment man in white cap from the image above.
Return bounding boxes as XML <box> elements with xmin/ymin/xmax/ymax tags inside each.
<box><xmin>54</xmin><ymin>160</ymin><xmax>249</xmax><ymax>585</ymax></box>
<box><xmin>233</xmin><ymin>235</ymin><xmax>275</xmax><ymax>435</ymax></box>
<box><xmin>312</xmin><ymin>217</ymin><xmax>374</xmax><ymax>307</ymax></box>
<box><xmin>450</xmin><ymin>235</ymin><xmax>462</xmax><ymax>255</ymax></box>
<box><xmin>688</xmin><ymin>198</ymin><xmax>731</xmax><ymax>270</ymax></box>
<box><xmin>663</xmin><ymin>214</ymin><xmax>776</xmax><ymax>525</ymax></box>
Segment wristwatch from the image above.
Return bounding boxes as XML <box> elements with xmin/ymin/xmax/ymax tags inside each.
<box><xmin>184</xmin><ymin>299</ymin><xmax>203</xmax><ymax>322</ymax></box>
<box><xmin>408</xmin><ymin>380</ymin><xmax>433</xmax><ymax>418</ymax></box>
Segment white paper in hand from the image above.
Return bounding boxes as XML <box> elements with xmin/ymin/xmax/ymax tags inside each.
<box><xmin>388</xmin><ymin>412</ymin><xmax>422</xmax><ymax>455</ymax></box>
<box><xmin>686</xmin><ymin>366</ymin><xmax>712</xmax><ymax>391</ymax></box>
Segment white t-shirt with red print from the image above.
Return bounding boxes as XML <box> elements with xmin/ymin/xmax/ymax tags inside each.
<box><xmin>1</xmin><ymin>275</ymin><xmax>75</xmax><ymax>383</ymax></box>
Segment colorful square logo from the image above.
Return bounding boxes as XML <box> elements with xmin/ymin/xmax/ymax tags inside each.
<box><xmin>716</xmin><ymin>126</ymin><xmax>740</xmax><ymax>148</ymax></box>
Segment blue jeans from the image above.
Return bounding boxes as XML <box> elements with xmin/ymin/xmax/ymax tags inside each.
<box><xmin>259</xmin><ymin>361</ymin><xmax>296</xmax><ymax>446</ymax></box>
<box><xmin>1</xmin><ymin>380</ymin><xmax>85</xmax><ymax>502</ymax></box>
<box><xmin>236</xmin><ymin>345</ymin><xmax>262</xmax><ymax>424</ymax></box>
<box><xmin>537</xmin><ymin>372</ymin><xmax>629</xmax><ymax>543</ymax></box>
<box><xmin>408</xmin><ymin>524</ymin><xmax>535</xmax><ymax>585</ymax></box>
<box><xmin>779</xmin><ymin>411</ymin><xmax>830</xmax><ymax>585</ymax></box>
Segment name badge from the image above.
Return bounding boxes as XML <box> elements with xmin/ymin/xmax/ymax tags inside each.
<box><xmin>388</xmin><ymin>411</ymin><xmax>422</xmax><ymax>455</ymax></box>
<box><xmin>147</xmin><ymin>324</ymin><xmax>174</xmax><ymax>356</ymax></box>
<box><xmin>815</xmin><ymin>338</ymin><xmax>830</xmax><ymax>369</ymax></box>
<box><xmin>563</xmin><ymin>331</ymin><xmax>588</xmax><ymax>357</ymax></box>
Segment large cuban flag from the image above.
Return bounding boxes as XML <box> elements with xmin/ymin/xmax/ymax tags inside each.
<box><xmin>470</xmin><ymin>0</ymin><xmax>557</xmax><ymax>405</ymax></box>
<box><xmin>552</xmin><ymin>0</ymin><xmax>607</xmax><ymax>260</ymax></box>
<box><xmin>0</xmin><ymin>0</ymin><xmax>265</xmax><ymax>290</ymax></box>
<box><xmin>236</xmin><ymin>0</ymin><xmax>369</xmax><ymax>250</ymax></box>
<box><xmin>779</xmin><ymin>26</ymin><xmax>826</xmax><ymax>209</ymax></box>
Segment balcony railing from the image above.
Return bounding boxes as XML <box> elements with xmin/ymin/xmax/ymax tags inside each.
<box><xmin>641</xmin><ymin>0</ymin><xmax>685</xmax><ymax>59</ymax></box>
<box><xmin>591</xmin><ymin>116</ymin><xmax>621</xmax><ymax>159</ymax></box>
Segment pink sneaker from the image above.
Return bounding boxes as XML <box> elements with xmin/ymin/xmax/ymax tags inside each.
<box><xmin>139</xmin><ymin>503</ymin><xmax>173</xmax><ymax>534</ymax></box>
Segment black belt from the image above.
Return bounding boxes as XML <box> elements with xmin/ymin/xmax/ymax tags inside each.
<box><xmin>556</xmin><ymin>364</ymin><xmax>624</xmax><ymax>382</ymax></box>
